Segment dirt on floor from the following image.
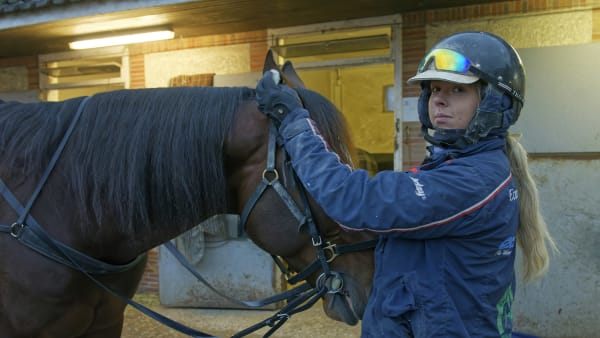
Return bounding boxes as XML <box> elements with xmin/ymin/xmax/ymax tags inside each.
<box><xmin>122</xmin><ymin>293</ymin><xmax>361</xmax><ymax>338</ymax></box>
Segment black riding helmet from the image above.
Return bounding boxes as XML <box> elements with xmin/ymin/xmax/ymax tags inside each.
<box><xmin>407</xmin><ymin>31</ymin><xmax>526</xmax><ymax>148</ymax></box>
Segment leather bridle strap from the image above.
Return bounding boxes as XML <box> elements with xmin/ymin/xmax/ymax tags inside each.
<box><xmin>163</xmin><ymin>240</ymin><xmax>312</xmax><ymax>307</ymax></box>
<box><xmin>238</xmin><ymin>122</ymin><xmax>306</xmax><ymax>234</ymax></box>
<box><xmin>0</xmin><ymin>178</ymin><xmax>146</xmax><ymax>274</ymax></box>
<box><xmin>20</xmin><ymin>96</ymin><xmax>90</xmax><ymax>225</ymax></box>
<box><xmin>231</xmin><ymin>287</ymin><xmax>327</xmax><ymax>338</ymax></box>
<box><xmin>0</xmin><ymin>96</ymin><xmax>145</xmax><ymax>274</ymax></box>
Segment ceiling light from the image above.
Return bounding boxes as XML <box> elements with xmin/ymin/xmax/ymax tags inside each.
<box><xmin>69</xmin><ymin>28</ymin><xmax>174</xmax><ymax>50</ymax></box>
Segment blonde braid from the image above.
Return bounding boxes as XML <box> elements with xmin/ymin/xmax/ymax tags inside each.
<box><xmin>506</xmin><ymin>134</ymin><xmax>558</xmax><ymax>281</ymax></box>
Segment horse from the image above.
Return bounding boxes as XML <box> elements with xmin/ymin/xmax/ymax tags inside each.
<box><xmin>0</xmin><ymin>52</ymin><xmax>375</xmax><ymax>337</ymax></box>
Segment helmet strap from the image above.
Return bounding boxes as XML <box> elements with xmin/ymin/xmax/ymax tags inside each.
<box><xmin>417</xmin><ymin>82</ymin><xmax>434</xmax><ymax>129</ymax></box>
<box><xmin>422</xmin><ymin>125</ymin><xmax>472</xmax><ymax>149</ymax></box>
<box><xmin>464</xmin><ymin>84</ymin><xmax>512</xmax><ymax>143</ymax></box>
<box><xmin>464</xmin><ymin>109</ymin><xmax>504</xmax><ymax>143</ymax></box>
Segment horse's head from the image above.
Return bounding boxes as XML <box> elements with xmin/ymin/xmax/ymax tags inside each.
<box><xmin>224</xmin><ymin>51</ymin><xmax>375</xmax><ymax>325</ymax></box>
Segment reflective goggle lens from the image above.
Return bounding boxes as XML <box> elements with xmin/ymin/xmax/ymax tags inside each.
<box><xmin>418</xmin><ymin>48</ymin><xmax>472</xmax><ymax>73</ymax></box>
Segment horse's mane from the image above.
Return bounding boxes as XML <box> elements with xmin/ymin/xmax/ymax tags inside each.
<box><xmin>296</xmin><ymin>87</ymin><xmax>356</xmax><ymax>166</ymax></box>
<box><xmin>0</xmin><ymin>86</ymin><xmax>354</xmax><ymax>235</ymax></box>
<box><xmin>1</xmin><ymin>87</ymin><xmax>252</xmax><ymax>233</ymax></box>
<box><xmin>1</xmin><ymin>99</ymin><xmax>86</xmax><ymax>180</ymax></box>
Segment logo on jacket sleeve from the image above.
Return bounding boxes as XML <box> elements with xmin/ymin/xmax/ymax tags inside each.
<box><xmin>409</xmin><ymin>177</ymin><xmax>427</xmax><ymax>200</ymax></box>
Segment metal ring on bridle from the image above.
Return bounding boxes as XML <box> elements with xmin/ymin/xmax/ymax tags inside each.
<box><xmin>316</xmin><ymin>271</ymin><xmax>344</xmax><ymax>294</ymax></box>
<box><xmin>262</xmin><ymin>168</ymin><xmax>279</xmax><ymax>185</ymax></box>
<box><xmin>9</xmin><ymin>222</ymin><xmax>24</xmax><ymax>238</ymax></box>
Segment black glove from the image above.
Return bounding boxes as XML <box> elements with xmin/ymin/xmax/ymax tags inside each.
<box><xmin>255</xmin><ymin>70</ymin><xmax>302</xmax><ymax>125</ymax></box>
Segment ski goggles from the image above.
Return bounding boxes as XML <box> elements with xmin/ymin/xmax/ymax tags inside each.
<box><xmin>418</xmin><ymin>48</ymin><xmax>473</xmax><ymax>74</ymax></box>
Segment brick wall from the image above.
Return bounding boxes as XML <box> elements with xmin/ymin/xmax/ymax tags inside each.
<box><xmin>136</xmin><ymin>247</ymin><xmax>159</xmax><ymax>293</ymax></box>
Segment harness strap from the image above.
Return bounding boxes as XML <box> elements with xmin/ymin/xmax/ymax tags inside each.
<box><xmin>294</xmin><ymin>175</ymin><xmax>332</xmax><ymax>277</ymax></box>
<box><xmin>0</xmin><ymin>97</ymin><xmax>144</xmax><ymax>274</ymax></box>
<box><xmin>0</xmin><ymin>178</ymin><xmax>146</xmax><ymax>273</ymax></box>
<box><xmin>239</xmin><ymin>123</ymin><xmax>306</xmax><ymax>232</ymax></box>
<box><xmin>17</xmin><ymin>96</ymin><xmax>89</xmax><ymax>225</ymax></box>
<box><xmin>335</xmin><ymin>238</ymin><xmax>379</xmax><ymax>255</ymax></box>
<box><xmin>231</xmin><ymin>287</ymin><xmax>326</xmax><ymax>338</ymax></box>
<box><xmin>163</xmin><ymin>241</ymin><xmax>312</xmax><ymax>307</ymax></box>
<box><xmin>13</xmin><ymin>205</ymin><xmax>216</xmax><ymax>338</ymax></box>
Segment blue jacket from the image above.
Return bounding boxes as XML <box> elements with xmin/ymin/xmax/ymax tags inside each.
<box><xmin>280</xmin><ymin>108</ymin><xmax>519</xmax><ymax>338</ymax></box>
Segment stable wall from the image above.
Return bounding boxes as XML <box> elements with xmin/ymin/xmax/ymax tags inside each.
<box><xmin>515</xmin><ymin>158</ymin><xmax>599</xmax><ymax>336</ymax></box>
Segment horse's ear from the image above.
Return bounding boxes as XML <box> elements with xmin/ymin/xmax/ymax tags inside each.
<box><xmin>263</xmin><ymin>49</ymin><xmax>280</xmax><ymax>73</ymax></box>
<box><xmin>282</xmin><ymin>61</ymin><xmax>305</xmax><ymax>89</ymax></box>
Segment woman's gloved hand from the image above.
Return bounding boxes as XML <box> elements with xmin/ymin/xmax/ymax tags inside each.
<box><xmin>255</xmin><ymin>70</ymin><xmax>302</xmax><ymax>126</ymax></box>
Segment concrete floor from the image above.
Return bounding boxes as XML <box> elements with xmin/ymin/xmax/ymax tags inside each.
<box><xmin>122</xmin><ymin>293</ymin><xmax>361</xmax><ymax>338</ymax></box>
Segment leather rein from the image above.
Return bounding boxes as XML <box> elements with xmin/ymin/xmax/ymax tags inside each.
<box><xmin>0</xmin><ymin>96</ymin><xmax>376</xmax><ymax>338</ymax></box>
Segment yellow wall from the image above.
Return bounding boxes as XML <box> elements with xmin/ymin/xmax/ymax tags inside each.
<box><xmin>297</xmin><ymin>64</ymin><xmax>395</xmax><ymax>155</ymax></box>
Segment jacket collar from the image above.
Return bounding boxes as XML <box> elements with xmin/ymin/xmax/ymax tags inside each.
<box><xmin>423</xmin><ymin>137</ymin><xmax>506</xmax><ymax>167</ymax></box>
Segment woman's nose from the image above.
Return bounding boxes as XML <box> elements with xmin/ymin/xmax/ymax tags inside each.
<box><xmin>431</xmin><ymin>93</ymin><xmax>447</xmax><ymax>106</ymax></box>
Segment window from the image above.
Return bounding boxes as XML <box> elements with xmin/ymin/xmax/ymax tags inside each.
<box><xmin>39</xmin><ymin>46</ymin><xmax>129</xmax><ymax>101</ymax></box>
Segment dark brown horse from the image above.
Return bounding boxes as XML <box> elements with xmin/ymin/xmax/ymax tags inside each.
<box><xmin>0</xmin><ymin>54</ymin><xmax>374</xmax><ymax>337</ymax></box>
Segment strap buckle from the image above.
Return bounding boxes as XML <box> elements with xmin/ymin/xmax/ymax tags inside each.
<box><xmin>10</xmin><ymin>222</ymin><xmax>24</xmax><ymax>238</ymax></box>
<box><xmin>322</xmin><ymin>242</ymin><xmax>340</xmax><ymax>263</ymax></box>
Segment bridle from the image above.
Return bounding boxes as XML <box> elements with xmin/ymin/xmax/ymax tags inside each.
<box><xmin>239</xmin><ymin>121</ymin><xmax>345</xmax><ymax>285</ymax></box>
<box><xmin>224</xmin><ymin>119</ymin><xmax>377</xmax><ymax>337</ymax></box>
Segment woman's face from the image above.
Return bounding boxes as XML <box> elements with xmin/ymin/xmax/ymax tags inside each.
<box><xmin>428</xmin><ymin>80</ymin><xmax>480</xmax><ymax>130</ymax></box>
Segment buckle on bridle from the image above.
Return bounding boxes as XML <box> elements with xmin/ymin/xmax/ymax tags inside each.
<box><xmin>10</xmin><ymin>222</ymin><xmax>24</xmax><ymax>238</ymax></box>
<box><xmin>311</xmin><ymin>235</ymin><xmax>322</xmax><ymax>247</ymax></box>
<box><xmin>322</xmin><ymin>242</ymin><xmax>340</xmax><ymax>263</ymax></box>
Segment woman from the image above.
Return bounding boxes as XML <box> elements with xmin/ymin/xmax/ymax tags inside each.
<box><xmin>256</xmin><ymin>31</ymin><xmax>556</xmax><ymax>337</ymax></box>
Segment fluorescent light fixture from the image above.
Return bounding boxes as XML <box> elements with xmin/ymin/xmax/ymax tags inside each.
<box><xmin>69</xmin><ymin>28</ymin><xmax>174</xmax><ymax>50</ymax></box>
